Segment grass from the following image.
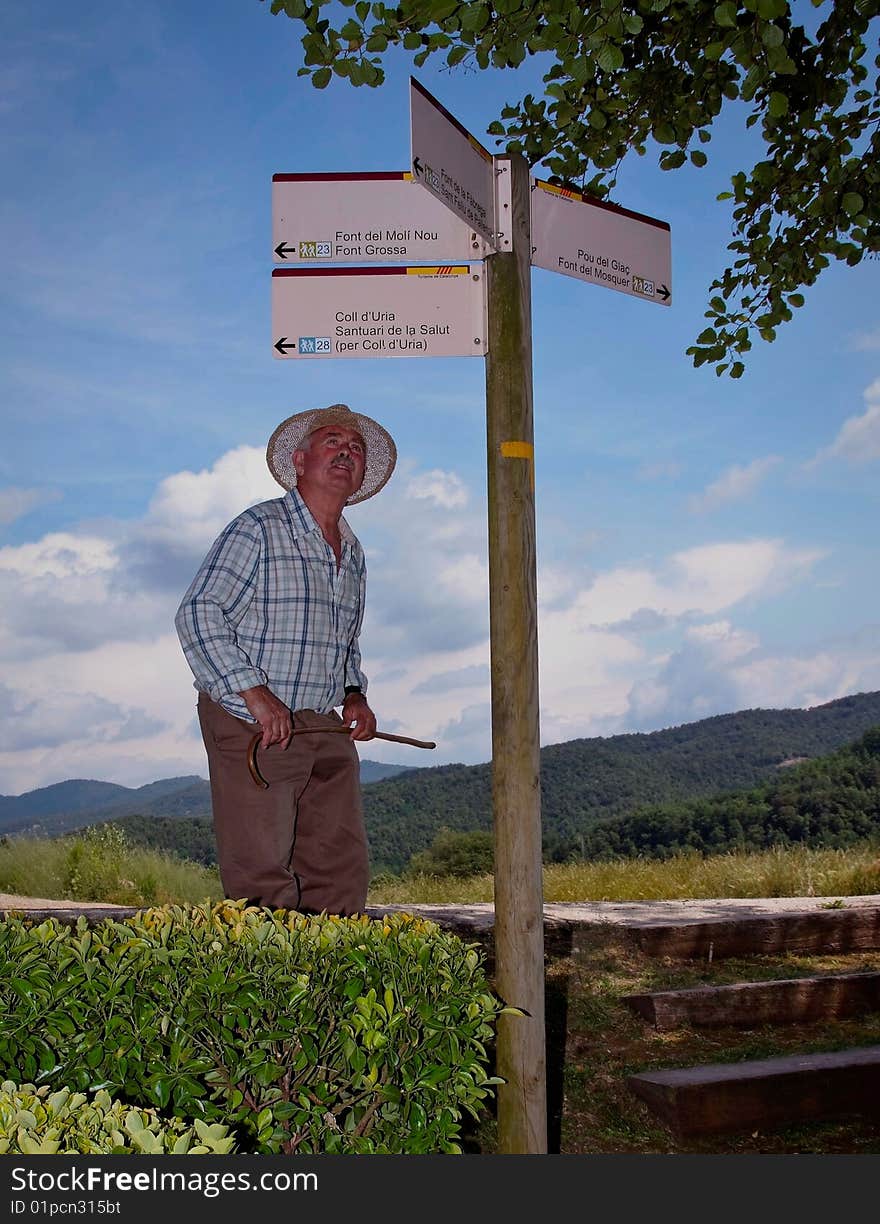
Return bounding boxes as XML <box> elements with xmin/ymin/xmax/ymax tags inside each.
<box><xmin>0</xmin><ymin>825</ymin><xmax>222</xmax><ymax>908</ymax></box>
<box><xmin>532</xmin><ymin>931</ymin><xmax>880</xmax><ymax>1154</ymax></box>
<box><xmin>3</xmin><ymin>833</ymin><xmax>879</xmax><ymax>909</ymax></box>
<box><xmin>2</xmin><ymin>833</ymin><xmax>880</xmax><ymax>1152</ymax></box>
<box><xmin>369</xmin><ymin>843</ymin><xmax>880</xmax><ymax>905</ymax></box>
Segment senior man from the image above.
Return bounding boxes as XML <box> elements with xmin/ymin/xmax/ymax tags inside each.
<box><xmin>175</xmin><ymin>404</ymin><xmax>396</xmax><ymax>916</ymax></box>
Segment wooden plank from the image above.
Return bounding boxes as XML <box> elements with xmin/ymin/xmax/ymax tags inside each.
<box><xmin>485</xmin><ymin>152</ymin><xmax>547</xmax><ymax>1155</ymax></box>
<box><xmin>628</xmin><ymin>1045</ymin><xmax>880</xmax><ymax>1135</ymax></box>
<box><xmin>629</xmin><ymin>908</ymin><xmax>880</xmax><ymax>959</ymax></box>
<box><xmin>0</xmin><ymin>906</ymin><xmax>139</xmax><ymax>925</ymax></box>
<box><xmin>624</xmin><ymin>972</ymin><xmax>880</xmax><ymax>1029</ymax></box>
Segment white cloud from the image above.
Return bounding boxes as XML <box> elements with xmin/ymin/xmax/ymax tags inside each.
<box><xmin>689</xmin><ymin>456</ymin><xmax>782</xmax><ymax>513</ymax></box>
<box><xmin>411</xmin><ymin>665</ymin><xmax>489</xmax><ymax>696</ymax></box>
<box><xmin>849</xmin><ymin>327</ymin><xmax>880</xmax><ymax>352</ymax></box>
<box><xmin>405</xmin><ymin>470</ymin><xmax>468</xmax><ymax>509</ymax></box>
<box><xmin>577</xmin><ymin>538</ymin><xmax>823</xmax><ymax>630</ymax></box>
<box><xmin>0</xmin><ymin>532</ymin><xmax>115</xmax><ymax>579</ymax></box>
<box><xmin>0</xmin><ymin>486</ymin><xmax>61</xmax><ymax>527</ymax></box>
<box><xmin>626</xmin><ymin>621</ymin><xmax>880</xmax><ymax>734</ymax></box>
<box><xmin>0</xmin><ymin>445</ymin><xmax>872</xmax><ymax>793</ymax></box>
<box><xmin>807</xmin><ymin>378</ymin><xmax>880</xmax><ymax>467</ymax></box>
<box><xmin>0</xmin><ymin>682</ymin><xmax>165</xmax><ymax>754</ymax></box>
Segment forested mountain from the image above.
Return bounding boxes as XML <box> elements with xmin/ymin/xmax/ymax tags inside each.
<box><xmin>0</xmin><ymin>776</ymin><xmax>203</xmax><ymax>834</ymax></box>
<box><xmin>0</xmin><ymin>760</ymin><xmax>412</xmax><ymax>838</ymax></box>
<box><xmin>58</xmin><ymin>691</ymin><xmax>880</xmax><ymax>874</ymax></box>
<box><xmin>579</xmin><ymin>726</ymin><xmax>880</xmax><ymax>861</ymax></box>
<box><xmin>362</xmin><ymin>693</ymin><xmax>880</xmax><ymax>870</ymax></box>
<box><xmin>104</xmin><ymin>814</ymin><xmax>220</xmax><ymax>867</ymax></box>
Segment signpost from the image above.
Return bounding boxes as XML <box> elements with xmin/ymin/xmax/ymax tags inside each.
<box><xmin>270</xmin><ymin>75</ymin><xmax>672</xmax><ymax>1156</ymax></box>
<box><xmin>531</xmin><ymin>179</ymin><xmax>672</xmax><ymax>306</ymax></box>
<box><xmin>409</xmin><ymin>77</ymin><xmax>506</xmax><ymax>250</ymax></box>
<box><xmin>271</xmin><ymin>265</ymin><xmax>486</xmax><ymax>359</ymax></box>
<box><xmin>483</xmin><ymin>153</ymin><xmax>547</xmax><ymax>1155</ymax></box>
<box><xmin>273</xmin><ymin>171</ymin><xmax>488</xmax><ymax>264</ymax></box>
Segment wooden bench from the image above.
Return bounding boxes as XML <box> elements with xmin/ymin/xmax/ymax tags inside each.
<box><xmin>628</xmin><ymin>907</ymin><xmax>880</xmax><ymax>959</ymax></box>
<box><xmin>623</xmin><ymin>971</ymin><xmax>880</xmax><ymax>1029</ymax></box>
<box><xmin>627</xmin><ymin>1045</ymin><xmax>880</xmax><ymax>1135</ymax></box>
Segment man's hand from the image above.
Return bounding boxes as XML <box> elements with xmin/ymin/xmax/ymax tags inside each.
<box><xmin>240</xmin><ymin>684</ymin><xmax>293</xmax><ymax>749</ymax></box>
<box><xmin>342</xmin><ymin>692</ymin><xmax>376</xmax><ymax>741</ymax></box>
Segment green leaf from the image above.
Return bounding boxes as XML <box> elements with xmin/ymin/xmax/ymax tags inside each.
<box><xmin>714</xmin><ymin>2</ymin><xmax>737</xmax><ymax>27</ymax></box>
<box><xmin>460</xmin><ymin>4</ymin><xmax>489</xmax><ymax>32</ymax></box>
<box><xmin>761</xmin><ymin>23</ymin><xmax>784</xmax><ymax>48</ymax></box>
<box><xmin>842</xmin><ymin>193</ymin><xmax>864</xmax><ymax>217</ymax></box>
<box><xmin>312</xmin><ymin>67</ymin><xmax>332</xmax><ymax>89</ymax></box>
<box><xmin>597</xmin><ymin>44</ymin><xmax>624</xmax><ymax>73</ymax></box>
<box><xmin>768</xmin><ymin>91</ymin><xmax>789</xmax><ymax>118</ymax></box>
<box><xmin>660</xmin><ymin>150</ymin><xmax>686</xmax><ymax>169</ymax></box>
<box><xmin>690</xmin><ymin>150</ymin><xmax>708</xmax><ymax>167</ymax></box>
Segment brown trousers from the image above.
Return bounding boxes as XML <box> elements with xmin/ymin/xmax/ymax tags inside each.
<box><xmin>197</xmin><ymin>693</ymin><xmax>369</xmax><ymax>916</ymax></box>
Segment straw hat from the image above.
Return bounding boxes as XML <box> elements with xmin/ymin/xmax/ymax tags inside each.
<box><xmin>266</xmin><ymin>404</ymin><xmax>397</xmax><ymax>505</ymax></box>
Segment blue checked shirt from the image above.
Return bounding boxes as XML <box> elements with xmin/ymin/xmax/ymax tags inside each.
<box><xmin>175</xmin><ymin>489</ymin><xmax>368</xmax><ymax>722</ymax></box>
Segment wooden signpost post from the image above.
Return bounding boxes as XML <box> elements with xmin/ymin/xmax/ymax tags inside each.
<box><xmin>271</xmin><ymin>77</ymin><xmax>672</xmax><ymax>1155</ymax></box>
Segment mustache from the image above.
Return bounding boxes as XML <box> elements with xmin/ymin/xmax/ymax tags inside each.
<box><xmin>331</xmin><ymin>457</ymin><xmax>355</xmax><ymax>470</ymax></box>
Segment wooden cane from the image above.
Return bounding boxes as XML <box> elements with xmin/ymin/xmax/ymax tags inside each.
<box><xmin>247</xmin><ymin>727</ymin><xmax>436</xmax><ymax>789</ymax></box>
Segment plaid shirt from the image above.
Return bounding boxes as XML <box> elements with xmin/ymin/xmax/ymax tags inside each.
<box><xmin>175</xmin><ymin>488</ymin><xmax>367</xmax><ymax>722</ymax></box>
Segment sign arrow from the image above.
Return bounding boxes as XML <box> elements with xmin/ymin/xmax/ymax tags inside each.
<box><xmin>274</xmin><ymin>336</ymin><xmax>297</xmax><ymax>355</ymax></box>
<box><xmin>274</xmin><ymin>241</ymin><xmax>297</xmax><ymax>260</ymax></box>
<box><xmin>412</xmin><ymin>156</ymin><xmax>423</xmax><ymax>179</ymax></box>
<box><xmin>657</xmin><ymin>284</ymin><xmax>671</xmax><ymax>301</ymax></box>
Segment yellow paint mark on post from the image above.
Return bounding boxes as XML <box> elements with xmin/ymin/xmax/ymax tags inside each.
<box><xmin>500</xmin><ymin>441</ymin><xmax>535</xmax><ymax>490</ymax></box>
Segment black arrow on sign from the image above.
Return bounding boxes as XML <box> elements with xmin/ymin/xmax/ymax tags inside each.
<box><xmin>275</xmin><ymin>242</ymin><xmax>297</xmax><ymax>260</ymax></box>
<box><xmin>412</xmin><ymin>156</ymin><xmax>423</xmax><ymax>179</ymax></box>
<box><xmin>657</xmin><ymin>284</ymin><xmax>671</xmax><ymax>301</ymax></box>
<box><xmin>274</xmin><ymin>337</ymin><xmax>297</xmax><ymax>355</ymax></box>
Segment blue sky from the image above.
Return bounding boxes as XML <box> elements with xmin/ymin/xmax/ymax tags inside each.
<box><xmin>1</xmin><ymin>1</ymin><xmax>878</xmax><ymax>793</ymax></box>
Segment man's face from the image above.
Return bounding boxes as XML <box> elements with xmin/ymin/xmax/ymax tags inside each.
<box><xmin>294</xmin><ymin>424</ymin><xmax>367</xmax><ymax>501</ymax></box>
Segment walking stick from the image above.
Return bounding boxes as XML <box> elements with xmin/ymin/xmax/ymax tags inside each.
<box><xmin>247</xmin><ymin>726</ymin><xmax>436</xmax><ymax>790</ymax></box>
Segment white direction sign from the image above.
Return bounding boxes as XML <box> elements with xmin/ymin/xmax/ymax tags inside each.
<box><xmin>272</xmin><ymin>266</ymin><xmax>487</xmax><ymax>359</ymax></box>
<box><xmin>531</xmin><ymin>179</ymin><xmax>672</xmax><ymax>307</ymax></box>
<box><xmin>272</xmin><ymin>171</ymin><xmax>488</xmax><ymax>264</ymax></box>
<box><xmin>410</xmin><ymin>77</ymin><xmax>499</xmax><ymax>249</ymax></box>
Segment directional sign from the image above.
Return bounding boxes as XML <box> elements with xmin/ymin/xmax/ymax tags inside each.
<box><xmin>272</xmin><ymin>172</ymin><xmax>488</xmax><ymax>264</ymax></box>
<box><xmin>410</xmin><ymin>77</ymin><xmax>500</xmax><ymax>249</ymax></box>
<box><xmin>531</xmin><ymin>179</ymin><xmax>672</xmax><ymax>306</ymax></box>
<box><xmin>272</xmin><ymin>266</ymin><xmax>487</xmax><ymax>359</ymax></box>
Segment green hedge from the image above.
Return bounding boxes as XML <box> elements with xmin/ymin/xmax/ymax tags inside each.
<box><xmin>0</xmin><ymin>902</ymin><xmax>505</xmax><ymax>1153</ymax></box>
<box><xmin>0</xmin><ymin>1082</ymin><xmax>236</xmax><ymax>1154</ymax></box>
